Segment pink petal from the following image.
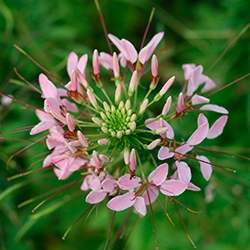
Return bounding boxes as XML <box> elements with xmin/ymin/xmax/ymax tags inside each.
<box><xmin>196</xmin><ymin>155</ymin><xmax>212</xmax><ymax>181</ymax></box>
<box><xmin>200</xmin><ymin>104</ymin><xmax>228</xmax><ymax>114</ymax></box>
<box><xmin>147</xmin><ymin>139</ymin><xmax>161</xmax><ymax>150</ymax></box>
<box><xmin>138</xmin><ymin>32</ymin><xmax>164</xmax><ymax>64</ymax></box>
<box><xmin>148</xmin><ymin>163</ymin><xmax>168</xmax><ymax>186</ymax></box>
<box><xmin>134</xmin><ymin>197</ymin><xmax>146</xmax><ymax>216</ymax></box>
<box><xmin>39</xmin><ymin>73</ymin><xmax>58</xmax><ymax>99</ymax></box>
<box><xmin>175</xmin><ymin>144</ymin><xmax>193</xmax><ymax>155</ymax></box>
<box><xmin>176</xmin><ymin>161</ymin><xmax>191</xmax><ymax>183</ymax></box>
<box><xmin>151</xmin><ymin>54</ymin><xmax>158</xmax><ymax>78</ymax></box>
<box><xmin>107</xmin><ymin>192</ymin><xmax>135</xmax><ymax>211</ymax></box>
<box><xmin>143</xmin><ymin>185</ymin><xmax>159</xmax><ymax>205</ymax></box>
<box><xmin>207</xmin><ymin>115</ymin><xmax>228</xmax><ymax>139</ymax></box>
<box><xmin>191</xmin><ymin>94</ymin><xmax>210</xmax><ymax>105</ymax></box>
<box><xmin>30</xmin><ymin>121</ymin><xmax>54</xmax><ymax>135</ymax></box>
<box><xmin>158</xmin><ymin>146</ymin><xmax>174</xmax><ymax>160</ymax></box>
<box><xmin>67</xmin><ymin>52</ymin><xmax>78</xmax><ymax>77</ymax></box>
<box><xmin>176</xmin><ymin>92</ymin><xmax>185</xmax><ymax>114</ymax></box>
<box><xmin>162</xmin><ymin>96</ymin><xmax>172</xmax><ymax>115</ymax></box>
<box><xmin>102</xmin><ymin>178</ymin><xmax>116</xmax><ymax>193</ymax></box>
<box><xmin>85</xmin><ymin>191</ymin><xmax>106</xmax><ymax>204</ymax></box>
<box><xmin>118</xmin><ymin>174</ymin><xmax>141</xmax><ymax>190</ymax></box>
<box><xmin>160</xmin><ymin>180</ymin><xmax>187</xmax><ymax>196</ymax></box>
<box><xmin>66</xmin><ymin>113</ymin><xmax>75</xmax><ymax>132</ymax></box>
<box><xmin>187</xmin><ymin>182</ymin><xmax>201</xmax><ymax>191</ymax></box>
<box><xmin>187</xmin><ymin>114</ymin><xmax>209</xmax><ymax>145</ymax></box>
<box><xmin>77</xmin><ymin>54</ymin><xmax>88</xmax><ymax>75</ymax></box>
<box><xmin>182</xmin><ymin>64</ymin><xmax>196</xmax><ymax>80</ymax></box>
<box><xmin>99</xmin><ymin>52</ymin><xmax>113</xmax><ymax>70</ymax></box>
<box><xmin>201</xmin><ymin>76</ymin><xmax>216</xmax><ymax>93</ymax></box>
<box><xmin>121</xmin><ymin>39</ymin><xmax>138</xmax><ymax>64</ymax></box>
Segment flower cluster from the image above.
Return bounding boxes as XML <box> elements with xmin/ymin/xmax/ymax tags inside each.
<box><xmin>31</xmin><ymin>32</ymin><xmax>228</xmax><ymax>216</ymax></box>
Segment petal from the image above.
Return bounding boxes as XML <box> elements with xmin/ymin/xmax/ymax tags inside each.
<box><xmin>102</xmin><ymin>178</ymin><xmax>116</xmax><ymax>193</ymax></box>
<box><xmin>99</xmin><ymin>52</ymin><xmax>113</xmax><ymax>70</ymax></box>
<box><xmin>158</xmin><ymin>146</ymin><xmax>174</xmax><ymax>160</ymax></box>
<box><xmin>148</xmin><ymin>163</ymin><xmax>168</xmax><ymax>186</ymax></box>
<box><xmin>147</xmin><ymin>139</ymin><xmax>161</xmax><ymax>150</ymax></box>
<box><xmin>107</xmin><ymin>192</ymin><xmax>135</xmax><ymax>211</ymax></box>
<box><xmin>175</xmin><ymin>144</ymin><xmax>193</xmax><ymax>155</ymax></box>
<box><xmin>191</xmin><ymin>94</ymin><xmax>210</xmax><ymax>105</ymax></box>
<box><xmin>85</xmin><ymin>191</ymin><xmax>106</xmax><ymax>204</ymax></box>
<box><xmin>207</xmin><ymin>115</ymin><xmax>228</xmax><ymax>139</ymax></box>
<box><xmin>138</xmin><ymin>32</ymin><xmax>164</xmax><ymax>64</ymax></box>
<box><xmin>200</xmin><ymin>104</ymin><xmax>228</xmax><ymax>114</ymax></box>
<box><xmin>187</xmin><ymin>182</ymin><xmax>201</xmax><ymax>192</ymax></box>
<box><xmin>187</xmin><ymin>114</ymin><xmax>209</xmax><ymax>145</ymax></box>
<box><xmin>39</xmin><ymin>73</ymin><xmax>58</xmax><ymax>99</ymax></box>
<box><xmin>176</xmin><ymin>161</ymin><xmax>191</xmax><ymax>183</ymax></box>
<box><xmin>118</xmin><ymin>174</ymin><xmax>141</xmax><ymax>190</ymax></box>
<box><xmin>30</xmin><ymin>121</ymin><xmax>54</xmax><ymax>135</ymax></box>
<box><xmin>182</xmin><ymin>64</ymin><xmax>196</xmax><ymax>80</ymax></box>
<box><xmin>77</xmin><ymin>54</ymin><xmax>88</xmax><ymax>74</ymax></box>
<box><xmin>134</xmin><ymin>196</ymin><xmax>146</xmax><ymax>216</ymax></box>
<box><xmin>160</xmin><ymin>180</ymin><xmax>187</xmax><ymax>196</ymax></box>
<box><xmin>143</xmin><ymin>185</ymin><xmax>159</xmax><ymax>205</ymax></box>
<box><xmin>196</xmin><ymin>155</ymin><xmax>212</xmax><ymax>181</ymax></box>
<box><xmin>121</xmin><ymin>39</ymin><xmax>138</xmax><ymax>63</ymax></box>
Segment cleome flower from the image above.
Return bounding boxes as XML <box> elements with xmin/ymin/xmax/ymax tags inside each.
<box><xmin>30</xmin><ymin>32</ymin><xmax>229</xmax><ymax>216</ymax></box>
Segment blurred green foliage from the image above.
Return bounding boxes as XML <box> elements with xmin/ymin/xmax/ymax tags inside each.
<box><xmin>0</xmin><ymin>0</ymin><xmax>249</xmax><ymax>249</ymax></box>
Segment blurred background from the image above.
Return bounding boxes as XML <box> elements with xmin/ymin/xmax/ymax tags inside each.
<box><xmin>0</xmin><ymin>0</ymin><xmax>249</xmax><ymax>249</ymax></box>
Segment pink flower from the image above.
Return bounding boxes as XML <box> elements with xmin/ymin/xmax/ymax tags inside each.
<box><xmin>66</xmin><ymin>52</ymin><xmax>88</xmax><ymax>92</ymax></box>
<box><xmin>108</xmin><ymin>32</ymin><xmax>164</xmax><ymax>65</ymax></box>
<box><xmin>82</xmin><ymin>172</ymin><xmax>117</xmax><ymax>204</ymax></box>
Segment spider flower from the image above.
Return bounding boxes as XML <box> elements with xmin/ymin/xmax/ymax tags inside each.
<box><xmin>30</xmin><ymin>32</ymin><xmax>229</xmax><ymax>216</ymax></box>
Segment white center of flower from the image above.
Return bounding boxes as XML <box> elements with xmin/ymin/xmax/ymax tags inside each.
<box><xmin>92</xmin><ymin>100</ymin><xmax>136</xmax><ymax>138</ymax></box>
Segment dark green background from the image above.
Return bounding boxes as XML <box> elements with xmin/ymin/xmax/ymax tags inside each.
<box><xmin>0</xmin><ymin>0</ymin><xmax>249</xmax><ymax>249</ymax></box>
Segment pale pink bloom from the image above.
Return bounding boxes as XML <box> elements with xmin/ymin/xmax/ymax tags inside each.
<box><xmin>146</xmin><ymin>118</ymin><xmax>174</xmax><ymax>140</ymax></box>
<box><xmin>108</xmin><ymin>32</ymin><xmax>164</xmax><ymax>65</ymax></box>
<box><xmin>123</xmin><ymin>148</ymin><xmax>130</xmax><ymax>165</ymax></box>
<box><xmin>88</xmin><ymin>151</ymin><xmax>109</xmax><ymax>170</ymax></box>
<box><xmin>92</xmin><ymin>49</ymin><xmax>100</xmax><ymax>76</ymax></box>
<box><xmin>147</xmin><ymin>139</ymin><xmax>161</xmax><ymax>150</ymax></box>
<box><xmin>66</xmin><ymin>52</ymin><xmax>88</xmax><ymax>92</ymax></box>
<box><xmin>83</xmin><ymin>173</ymin><xmax>117</xmax><ymax>204</ymax></box>
<box><xmin>200</xmin><ymin>104</ymin><xmax>229</xmax><ymax>114</ymax></box>
<box><xmin>183</xmin><ymin>64</ymin><xmax>216</xmax><ymax>96</ymax></box>
<box><xmin>160</xmin><ymin>161</ymin><xmax>200</xmax><ymax>196</ymax></box>
<box><xmin>30</xmin><ymin>110</ymin><xmax>57</xmax><ymax>135</ymax></box>
<box><xmin>67</xmin><ymin>52</ymin><xmax>88</xmax><ymax>78</ymax></box>
<box><xmin>207</xmin><ymin>115</ymin><xmax>228</xmax><ymax>139</ymax></box>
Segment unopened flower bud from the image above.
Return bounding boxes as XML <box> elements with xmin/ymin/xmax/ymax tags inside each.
<box><xmin>124</xmin><ymin>148</ymin><xmax>130</xmax><ymax>165</ymax></box>
<box><xmin>159</xmin><ymin>76</ymin><xmax>175</xmax><ymax>96</ymax></box>
<box><xmin>151</xmin><ymin>55</ymin><xmax>158</xmax><ymax>78</ymax></box>
<box><xmin>139</xmin><ymin>98</ymin><xmax>149</xmax><ymax>114</ymax></box>
<box><xmin>115</xmin><ymin>83</ymin><xmax>122</xmax><ymax>103</ymax></box>
<box><xmin>92</xmin><ymin>49</ymin><xmax>100</xmax><ymax>76</ymax></box>
<box><xmin>162</xmin><ymin>96</ymin><xmax>172</xmax><ymax>115</ymax></box>
<box><xmin>129</xmin><ymin>148</ymin><xmax>137</xmax><ymax>172</ymax></box>
<box><xmin>66</xmin><ymin>113</ymin><xmax>75</xmax><ymax>132</ymax></box>
<box><xmin>128</xmin><ymin>71</ymin><xmax>138</xmax><ymax>97</ymax></box>
<box><xmin>87</xmin><ymin>89</ymin><xmax>98</xmax><ymax>108</ymax></box>
<box><xmin>113</xmin><ymin>52</ymin><xmax>120</xmax><ymax>78</ymax></box>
